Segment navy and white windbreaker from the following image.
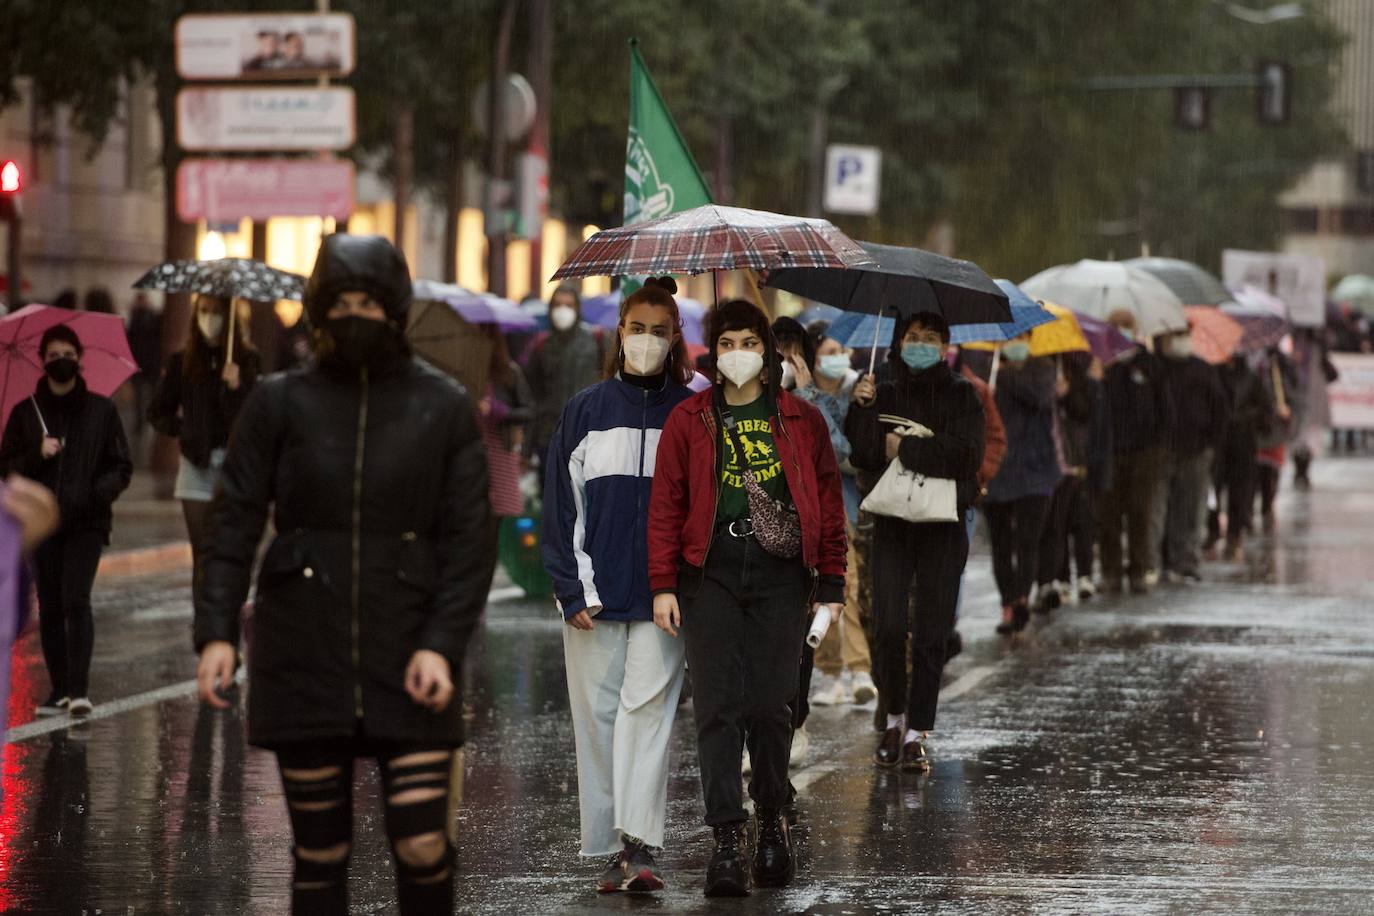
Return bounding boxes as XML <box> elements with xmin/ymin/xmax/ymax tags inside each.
<box><xmin>541</xmin><ymin>374</ymin><xmax>693</xmax><ymax>622</ymax></box>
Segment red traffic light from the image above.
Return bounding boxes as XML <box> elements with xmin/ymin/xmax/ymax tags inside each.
<box><xmin>0</xmin><ymin>161</ymin><xmax>19</xmax><ymax>194</ymax></box>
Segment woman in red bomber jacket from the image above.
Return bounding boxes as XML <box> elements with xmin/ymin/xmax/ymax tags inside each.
<box><xmin>647</xmin><ymin>299</ymin><xmax>846</xmax><ymax>898</ymax></box>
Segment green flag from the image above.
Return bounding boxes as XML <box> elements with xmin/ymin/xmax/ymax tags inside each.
<box><xmin>623</xmin><ymin>41</ymin><xmax>712</xmax><ymax>229</ymax></box>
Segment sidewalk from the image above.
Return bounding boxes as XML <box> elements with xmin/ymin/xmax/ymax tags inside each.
<box><xmin>101</xmin><ymin>470</ymin><xmax>191</xmax><ymax>578</ymax></box>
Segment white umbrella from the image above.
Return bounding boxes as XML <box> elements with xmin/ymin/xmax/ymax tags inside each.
<box><xmin>1230</xmin><ymin>283</ymin><xmax>1288</xmax><ymax>318</ymax></box>
<box><xmin>1021</xmin><ymin>259</ymin><xmax>1188</xmax><ymax>338</ymax></box>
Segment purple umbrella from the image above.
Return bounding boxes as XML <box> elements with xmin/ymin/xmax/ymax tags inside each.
<box><xmin>1074</xmin><ymin>311</ymin><xmax>1137</xmax><ymax>364</ymax></box>
<box><xmin>577</xmin><ymin>289</ymin><xmax>705</xmax><ymax>345</ymax></box>
<box><xmin>412</xmin><ymin>280</ymin><xmax>534</xmax><ymax>332</ymax></box>
<box><xmin>1221</xmin><ymin>302</ymin><xmax>1289</xmax><ymax>353</ymax></box>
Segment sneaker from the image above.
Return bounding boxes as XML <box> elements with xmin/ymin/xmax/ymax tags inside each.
<box><xmin>1077</xmin><ymin>576</ymin><xmax>1096</xmax><ymax>601</ymax></box>
<box><xmin>597</xmin><ymin>852</ymin><xmax>627</xmax><ymax>893</ymax></box>
<box><xmin>621</xmin><ymin>838</ymin><xmax>664</xmax><ymax>893</ymax></box>
<box><xmin>809</xmin><ymin>674</ymin><xmax>847</xmax><ymax>707</ymax></box>
<box><xmin>789</xmin><ymin>727</ymin><xmax>810</xmax><ymax>767</ymax></box>
<box><xmin>68</xmin><ymin>697</ymin><xmax>93</xmax><ymax>717</ymax></box>
<box><xmin>750</xmin><ymin>807</ymin><xmax>794</xmax><ymax>888</ymax></box>
<box><xmin>1143</xmin><ymin>568</ymin><xmax>1161</xmax><ymax>589</ymax></box>
<box><xmin>35</xmin><ymin>695</ymin><xmax>69</xmax><ymax>717</ymax></box>
<box><xmin>850</xmin><ymin>670</ymin><xmax>877</xmax><ymax>705</ymax></box>
<box><xmin>704</xmin><ymin>824</ymin><xmax>750</xmax><ymax>897</ymax></box>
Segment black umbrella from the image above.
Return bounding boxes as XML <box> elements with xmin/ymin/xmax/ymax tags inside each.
<box><xmin>763</xmin><ymin>241</ymin><xmax>1011</xmax><ymax>326</ymax></box>
<box><xmin>134</xmin><ymin>258</ymin><xmax>305</xmax><ymax>303</ymax></box>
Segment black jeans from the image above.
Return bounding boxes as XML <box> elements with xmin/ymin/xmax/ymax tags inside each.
<box><xmin>1059</xmin><ymin>478</ymin><xmax>1096</xmax><ymax>583</ymax></box>
<box><xmin>984</xmin><ymin>495</ymin><xmax>1051</xmax><ymax>607</ymax></box>
<box><xmin>1037</xmin><ymin>476</ymin><xmax>1084</xmax><ymax>588</ymax></box>
<box><xmin>34</xmin><ymin>527</ymin><xmax>104</xmax><ymax>699</ymax></box>
<box><xmin>869</xmin><ymin>517</ymin><xmax>968</xmax><ymax>731</ymax></box>
<box><xmin>681</xmin><ymin>531</ymin><xmax>809</xmax><ymax>826</ymax></box>
<box><xmin>1210</xmin><ymin>438</ymin><xmax>1257</xmax><ymax>542</ymax></box>
<box><xmin>275</xmin><ymin>740</ymin><xmax>456</xmax><ymax>916</ymax></box>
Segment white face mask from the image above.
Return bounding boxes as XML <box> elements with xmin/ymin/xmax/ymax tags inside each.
<box><xmin>1168</xmin><ymin>336</ymin><xmax>1193</xmax><ymax>359</ymax></box>
<box><xmin>717</xmin><ymin>350</ymin><xmax>764</xmax><ymax>388</ymax></box>
<box><xmin>550</xmin><ymin>305</ymin><xmax>578</xmax><ymax>332</ymax></box>
<box><xmin>622</xmin><ymin>333</ymin><xmax>670</xmax><ymax>375</ymax></box>
<box><xmin>198</xmin><ymin>313</ymin><xmax>225</xmax><ymax>342</ymax></box>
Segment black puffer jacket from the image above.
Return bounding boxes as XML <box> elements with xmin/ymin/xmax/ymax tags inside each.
<box><xmin>846</xmin><ymin>361</ymin><xmax>985</xmax><ymax>513</ymax></box>
<box><xmin>148</xmin><ymin>348</ymin><xmax>261</xmax><ymax>468</ymax></box>
<box><xmin>0</xmin><ymin>376</ymin><xmax>132</xmax><ymax>534</ymax></box>
<box><xmin>194</xmin><ymin>234</ymin><xmax>493</xmax><ymax>749</ymax></box>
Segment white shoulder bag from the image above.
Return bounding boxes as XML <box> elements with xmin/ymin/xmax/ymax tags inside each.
<box><xmin>859</xmin><ymin>414</ymin><xmax>959</xmax><ymax>523</ymax></box>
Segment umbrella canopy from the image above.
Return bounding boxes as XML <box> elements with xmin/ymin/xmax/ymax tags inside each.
<box><xmin>1021</xmin><ymin>259</ymin><xmax>1188</xmax><ymax>338</ymax></box>
<box><xmin>1331</xmin><ymin>273</ymin><xmax>1374</xmax><ymax>316</ymax></box>
<box><xmin>405</xmin><ymin>300</ymin><xmax>495</xmax><ymax>398</ymax></box>
<box><xmin>413</xmin><ymin>280</ymin><xmax>534</xmax><ymax>332</ymax></box>
<box><xmin>1220</xmin><ymin>302</ymin><xmax>1288</xmax><ymax>353</ymax></box>
<box><xmin>580</xmin><ymin>289</ymin><xmax>704</xmax><ymax>345</ymax></box>
<box><xmin>551</xmin><ymin>204</ymin><xmax>874</xmax><ymax>281</ymax></box>
<box><xmin>823</xmin><ymin>311</ymin><xmax>896</xmax><ymax>350</ymax></box>
<box><xmin>0</xmin><ymin>305</ymin><xmax>139</xmax><ymax>428</ymax></box>
<box><xmin>134</xmin><ymin>257</ymin><xmax>304</xmax><ymax>301</ymax></box>
<box><xmin>1126</xmin><ymin>257</ymin><xmax>1232</xmax><ymax>306</ymax></box>
<box><xmin>948</xmin><ymin>280</ymin><xmax>1057</xmax><ymax>344</ymax></box>
<box><xmin>1230</xmin><ymin>283</ymin><xmax>1287</xmax><ymax>318</ymax></box>
<box><xmin>1183</xmin><ymin>305</ymin><xmax>1243</xmax><ymax>365</ymax></box>
<box><xmin>764</xmin><ymin>240</ymin><xmax>1010</xmax><ymax>325</ymax></box>
<box><xmin>797</xmin><ymin>303</ymin><xmax>844</xmax><ymax>327</ymax></box>
<box><xmin>963</xmin><ymin>301</ymin><xmax>1093</xmax><ymax>357</ymax></box>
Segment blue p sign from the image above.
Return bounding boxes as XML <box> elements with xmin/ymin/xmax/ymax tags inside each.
<box><xmin>836</xmin><ymin>155</ymin><xmax>863</xmax><ymax>185</ymax></box>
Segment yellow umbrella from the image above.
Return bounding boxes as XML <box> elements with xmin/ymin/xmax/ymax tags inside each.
<box><xmin>962</xmin><ymin>302</ymin><xmax>1090</xmax><ymax>356</ymax></box>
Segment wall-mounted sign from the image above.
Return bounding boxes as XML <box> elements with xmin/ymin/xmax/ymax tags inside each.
<box><xmin>177</xmin><ymin>158</ymin><xmax>355</xmax><ymax>222</ymax></box>
<box><xmin>824</xmin><ymin>144</ymin><xmax>882</xmax><ymax>216</ymax></box>
<box><xmin>176</xmin><ymin>87</ymin><xmax>356</xmax><ymax>152</ymax></box>
<box><xmin>175</xmin><ymin>13</ymin><xmax>356</xmax><ymax>81</ymax></box>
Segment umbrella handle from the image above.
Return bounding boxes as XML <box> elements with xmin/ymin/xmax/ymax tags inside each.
<box><xmin>989</xmin><ymin>346</ymin><xmax>1001</xmax><ymax>392</ymax></box>
<box><xmin>868</xmin><ymin>310</ymin><xmax>883</xmax><ymax>376</ymax></box>
<box><xmin>226</xmin><ymin>301</ymin><xmax>237</xmax><ymax>365</ymax></box>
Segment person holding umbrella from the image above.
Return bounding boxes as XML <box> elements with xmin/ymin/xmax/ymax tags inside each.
<box><xmin>194</xmin><ymin>234</ymin><xmax>492</xmax><ymax>915</ymax></box>
<box><xmin>648</xmin><ymin>298</ymin><xmax>846</xmax><ymax>897</ymax></box>
<box><xmin>0</xmin><ymin>324</ymin><xmax>132</xmax><ymax>717</ymax></box>
<box><xmin>148</xmin><ymin>294</ymin><xmax>260</xmax><ymax>588</ymax></box>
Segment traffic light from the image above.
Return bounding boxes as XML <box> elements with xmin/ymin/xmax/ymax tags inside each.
<box><xmin>1257</xmin><ymin>61</ymin><xmax>1291</xmax><ymax>125</ymax></box>
<box><xmin>0</xmin><ymin>160</ymin><xmax>18</xmax><ymax>221</ymax></box>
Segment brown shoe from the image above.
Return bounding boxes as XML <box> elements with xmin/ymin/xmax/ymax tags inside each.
<box><xmin>901</xmin><ymin>738</ymin><xmax>931</xmax><ymax>772</ymax></box>
<box><xmin>874</xmin><ymin>727</ymin><xmax>902</xmax><ymax>768</ymax></box>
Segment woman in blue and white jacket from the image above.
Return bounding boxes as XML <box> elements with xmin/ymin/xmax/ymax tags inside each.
<box><xmin>541</xmin><ymin>277</ymin><xmax>695</xmax><ymax>895</ymax></box>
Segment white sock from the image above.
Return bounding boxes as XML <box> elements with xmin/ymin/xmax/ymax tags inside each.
<box><xmin>905</xmin><ymin>728</ymin><xmax>922</xmax><ymax>744</ymax></box>
<box><xmin>886</xmin><ymin>714</ymin><xmax>904</xmax><ymax>731</ymax></box>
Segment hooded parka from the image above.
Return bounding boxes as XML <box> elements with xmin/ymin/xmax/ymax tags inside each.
<box><xmin>194</xmin><ymin>234</ymin><xmax>493</xmax><ymax>749</ymax></box>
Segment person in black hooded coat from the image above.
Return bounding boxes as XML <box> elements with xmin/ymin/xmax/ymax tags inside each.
<box><xmin>194</xmin><ymin>234</ymin><xmax>492</xmax><ymax>916</ymax></box>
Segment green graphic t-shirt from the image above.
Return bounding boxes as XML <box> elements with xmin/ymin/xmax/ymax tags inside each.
<box><xmin>718</xmin><ymin>395</ymin><xmax>793</xmax><ymax>522</ymax></box>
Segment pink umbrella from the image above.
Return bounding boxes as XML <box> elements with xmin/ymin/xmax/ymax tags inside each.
<box><xmin>0</xmin><ymin>305</ymin><xmax>138</xmax><ymax>429</ymax></box>
<box><xmin>1184</xmin><ymin>305</ymin><xmax>1244</xmax><ymax>365</ymax></box>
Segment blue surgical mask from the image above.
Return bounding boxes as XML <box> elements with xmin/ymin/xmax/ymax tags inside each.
<box><xmin>1003</xmin><ymin>341</ymin><xmax>1032</xmax><ymax>362</ymax></box>
<box><xmin>901</xmin><ymin>342</ymin><xmax>942</xmax><ymax>371</ymax></box>
<box><xmin>817</xmin><ymin>354</ymin><xmax>851</xmax><ymax>380</ymax></box>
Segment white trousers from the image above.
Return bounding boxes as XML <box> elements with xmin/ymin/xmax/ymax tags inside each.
<box><xmin>562</xmin><ymin>619</ymin><xmax>686</xmax><ymax>855</ymax></box>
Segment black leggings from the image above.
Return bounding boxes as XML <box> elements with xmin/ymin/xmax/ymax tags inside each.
<box><xmin>34</xmin><ymin>527</ymin><xmax>104</xmax><ymax>698</ymax></box>
<box><xmin>275</xmin><ymin>743</ymin><xmax>456</xmax><ymax>916</ymax></box>
<box><xmin>183</xmin><ymin>499</ymin><xmax>213</xmax><ymax>592</ymax></box>
<box><xmin>984</xmin><ymin>495</ymin><xmax>1051</xmax><ymax>607</ymax></box>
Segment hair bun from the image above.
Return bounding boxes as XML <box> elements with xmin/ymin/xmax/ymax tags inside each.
<box><xmin>647</xmin><ymin>276</ymin><xmax>678</xmax><ymax>295</ymax></box>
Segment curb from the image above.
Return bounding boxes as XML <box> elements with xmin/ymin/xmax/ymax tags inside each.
<box><xmin>97</xmin><ymin>542</ymin><xmax>193</xmax><ymax>579</ymax></box>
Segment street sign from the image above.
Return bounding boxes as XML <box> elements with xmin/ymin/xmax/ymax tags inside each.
<box><xmin>175</xmin><ymin>13</ymin><xmax>356</xmax><ymax>81</ymax></box>
<box><xmin>177</xmin><ymin>158</ymin><xmax>355</xmax><ymax>223</ymax></box>
<box><xmin>824</xmin><ymin>144</ymin><xmax>881</xmax><ymax>216</ymax></box>
<box><xmin>176</xmin><ymin>88</ymin><xmax>356</xmax><ymax>152</ymax></box>
<box><xmin>1222</xmin><ymin>249</ymin><xmax>1325</xmax><ymax>328</ymax></box>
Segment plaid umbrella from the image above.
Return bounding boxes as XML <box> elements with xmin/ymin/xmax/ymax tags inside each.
<box><xmin>550</xmin><ymin>204</ymin><xmax>874</xmax><ymax>280</ymax></box>
<box><xmin>1221</xmin><ymin>302</ymin><xmax>1288</xmax><ymax>352</ymax></box>
<box><xmin>134</xmin><ymin>258</ymin><xmax>305</xmax><ymax>302</ymax></box>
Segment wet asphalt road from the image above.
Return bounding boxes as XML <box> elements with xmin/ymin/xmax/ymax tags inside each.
<box><xmin>3</xmin><ymin>455</ymin><xmax>1374</xmax><ymax>914</ymax></box>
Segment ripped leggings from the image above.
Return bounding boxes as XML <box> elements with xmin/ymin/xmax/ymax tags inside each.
<box><xmin>276</xmin><ymin>743</ymin><xmax>456</xmax><ymax>916</ymax></box>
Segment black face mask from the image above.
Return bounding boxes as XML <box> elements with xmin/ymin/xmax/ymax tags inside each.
<box><xmin>44</xmin><ymin>357</ymin><xmax>79</xmax><ymax>384</ymax></box>
<box><xmin>327</xmin><ymin>316</ymin><xmax>392</xmax><ymax>368</ymax></box>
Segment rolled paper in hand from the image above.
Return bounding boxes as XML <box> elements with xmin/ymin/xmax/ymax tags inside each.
<box><xmin>806</xmin><ymin>605</ymin><xmax>834</xmax><ymax>649</ymax></box>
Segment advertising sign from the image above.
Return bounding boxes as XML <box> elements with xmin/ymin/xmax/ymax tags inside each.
<box><xmin>1221</xmin><ymin>249</ymin><xmax>1326</xmax><ymax>328</ymax></box>
<box><xmin>177</xmin><ymin>158</ymin><xmax>355</xmax><ymax>222</ymax></box>
<box><xmin>175</xmin><ymin>13</ymin><xmax>355</xmax><ymax>81</ymax></box>
<box><xmin>1328</xmin><ymin>353</ymin><xmax>1374</xmax><ymax>430</ymax></box>
<box><xmin>824</xmin><ymin>144</ymin><xmax>882</xmax><ymax>216</ymax></box>
<box><xmin>176</xmin><ymin>87</ymin><xmax>356</xmax><ymax>151</ymax></box>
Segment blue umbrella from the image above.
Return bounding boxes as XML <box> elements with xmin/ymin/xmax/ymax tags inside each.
<box><xmin>948</xmin><ymin>279</ymin><xmax>1056</xmax><ymax>345</ymax></box>
<box><xmin>798</xmin><ymin>303</ymin><xmax>844</xmax><ymax>327</ymax></box>
<box><xmin>824</xmin><ymin>310</ymin><xmax>896</xmax><ymax>349</ymax></box>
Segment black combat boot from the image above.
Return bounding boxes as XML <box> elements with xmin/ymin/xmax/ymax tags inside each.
<box><xmin>751</xmin><ymin>807</ymin><xmax>795</xmax><ymax>888</ymax></box>
<box><xmin>704</xmin><ymin>823</ymin><xmax>750</xmax><ymax>897</ymax></box>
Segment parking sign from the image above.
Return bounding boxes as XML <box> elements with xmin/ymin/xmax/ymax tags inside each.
<box><xmin>824</xmin><ymin>144</ymin><xmax>881</xmax><ymax>216</ymax></box>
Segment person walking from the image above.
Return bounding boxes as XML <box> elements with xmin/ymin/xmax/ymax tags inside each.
<box><xmin>846</xmin><ymin>311</ymin><xmax>983</xmax><ymax>771</ymax></box>
<box><xmin>982</xmin><ymin>335</ymin><xmax>1060</xmax><ymax>634</ymax></box>
<box><xmin>194</xmin><ymin>234</ymin><xmax>493</xmax><ymax>916</ymax></box>
<box><xmin>1156</xmin><ymin>329</ymin><xmax>1229</xmax><ymax>582</ymax></box>
<box><xmin>125</xmin><ymin>291</ymin><xmax>163</xmax><ymax>440</ymax></box>
<box><xmin>525</xmin><ymin>286</ymin><xmax>606</xmax><ymax>490</ymax></box>
<box><xmin>1206</xmin><ymin>353</ymin><xmax>1271</xmax><ymax>560</ymax></box>
<box><xmin>0</xmin><ymin>324</ymin><xmax>132</xmax><ymax>717</ymax></box>
<box><xmin>1098</xmin><ymin>310</ymin><xmax>1173</xmax><ymax>594</ymax></box>
<box><xmin>797</xmin><ymin>323</ymin><xmax>876</xmax><ymax>709</ymax></box>
<box><xmin>542</xmin><ymin>278</ymin><xmax>695</xmax><ymax>895</ymax></box>
<box><xmin>648</xmin><ymin>298</ymin><xmax>845</xmax><ymax>897</ymax></box>
<box><xmin>1255</xmin><ymin>345</ymin><xmax>1299</xmax><ymax>533</ymax></box>
<box><xmin>148</xmin><ymin>294</ymin><xmax>260</xmax><ymax>588</ymax></box>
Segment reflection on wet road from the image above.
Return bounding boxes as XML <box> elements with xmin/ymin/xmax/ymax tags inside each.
<box><xmin>2</xmin><ymin>457</ymin><xmax>1373</xmax><ymax>913</ymax></box>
